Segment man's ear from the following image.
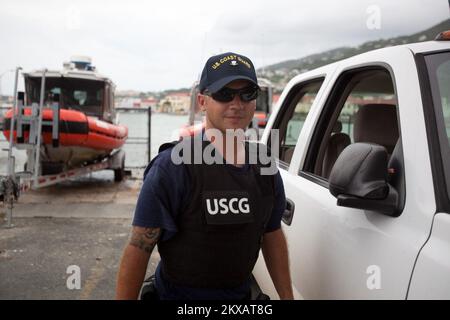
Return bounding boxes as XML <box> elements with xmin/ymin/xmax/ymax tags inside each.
<box><xmin>197</xmin><ymin>93</ymin><xmax>207</xmax><ymax>111</ymax></box>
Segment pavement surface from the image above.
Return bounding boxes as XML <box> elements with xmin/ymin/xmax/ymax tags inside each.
<box><xmin>0</xmin><ymin>170</ymin><xmax>160</xmax><ymax>300</ymax></box>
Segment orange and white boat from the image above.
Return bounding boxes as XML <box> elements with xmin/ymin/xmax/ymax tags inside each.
<box><xmin>2</xmin><ymin>56</ymin><xmax>128</xmax><ymax>173</ymax></box>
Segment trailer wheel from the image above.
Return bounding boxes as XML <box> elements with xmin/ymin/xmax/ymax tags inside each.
<box><xmin>114</xmin><ymin>158</ymin><xmax>125</xmax><ymax>182</ymax></box>
<box><xmin>114</xmin><ymin>168</ymin><xmax>124</xmax><ymax>182</ymax></box>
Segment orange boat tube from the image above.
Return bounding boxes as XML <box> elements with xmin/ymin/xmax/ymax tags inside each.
<box><xmin>2</xmin><ymin>107</ymin><xmax>128</xmax><ymax>150</ymax></box>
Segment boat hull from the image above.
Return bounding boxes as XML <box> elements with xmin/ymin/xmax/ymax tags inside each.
<box><xmin>2</xmin><ymin>107</ymin><xmax>128</xmax><ymax>168</ymax></box>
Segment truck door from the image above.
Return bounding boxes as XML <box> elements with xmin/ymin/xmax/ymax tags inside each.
<box><xmin>253</xmin><ymin>75</ymin><xmax>327</xmax><ymax>299</ymax></box>
<box><xmin>264</xmin><ymin>49</ymin><xmax>436</xmax><ymax>299</ymax></box>
<box><xmin>408</xmin><ymin>50</ymin><xmax>450</xmax><ymax>299</ymax></box>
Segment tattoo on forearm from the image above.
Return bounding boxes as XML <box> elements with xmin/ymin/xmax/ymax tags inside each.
<box><xmin>129</xmin><ymin>228</ymin><xmax>161</xmax><ymax>253</ymax></box>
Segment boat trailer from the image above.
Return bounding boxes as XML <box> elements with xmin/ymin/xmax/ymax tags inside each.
<box><xmin>0</xmin><ymin>67</ymin><xmax>125</xmax><ymax>228</ymax></box>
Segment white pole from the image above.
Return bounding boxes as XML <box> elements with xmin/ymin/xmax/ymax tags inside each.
<box><xmin>7</xmin><ymin>67</ymin><xmax>22</xmax><ymax>176</ymax></box>
<box><xmin>4</xmin><ymin>67</ymin><xmax>21</xmax><ymax>228</ymax></box>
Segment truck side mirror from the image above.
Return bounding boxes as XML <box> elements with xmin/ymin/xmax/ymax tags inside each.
<box><xmin>328</xmin><ymin>143</ymin><xmax>400</xmax><ymax>217</ymax></box>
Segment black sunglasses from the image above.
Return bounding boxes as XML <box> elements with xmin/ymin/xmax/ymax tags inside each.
<box><xmin>204</xmin><ymin>85</ymin><xmax>260</xmax><ymax>103</ymax></box>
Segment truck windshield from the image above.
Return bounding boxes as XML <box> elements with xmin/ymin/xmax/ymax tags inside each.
<box><xmin>425</xmin><ymin>51</ymin><xmax>450</xmax><ymax>200</ymax></box>
<box><xmin>25</xmin><ymin>77</ymin><xmax>105</xmax><ymax>116</ymax></box>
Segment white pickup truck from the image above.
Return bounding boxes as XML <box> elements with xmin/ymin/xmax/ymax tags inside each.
<box><xmin>253</xmin><ymin>32</ymin><xmax>450</xmax><ymax>299</ymax></box>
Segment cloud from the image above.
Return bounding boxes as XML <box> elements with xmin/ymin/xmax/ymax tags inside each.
<box><xmin>0</xmin><ymin>0</ymin><xmax>448</xmax><ymax>94</ymax></box>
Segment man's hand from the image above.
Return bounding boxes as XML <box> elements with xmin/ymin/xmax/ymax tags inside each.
<box><xmin>116</xmin><ymin>226</ymin><xmax>161</xmax><ymax>300</ymax></box>
<box><xmin>261</xmin><ymin>228</ymin><xmax>294</xmax><ymax>300</ymax></box>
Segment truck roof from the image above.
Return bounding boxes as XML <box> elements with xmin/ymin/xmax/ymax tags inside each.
<box><xmin>289</xmin><ymin>39</ymin><xmax>450</xmax><ymax>81</ymax></box>
<box><xmin>392</xmin><ymin>39</ymin><xmax>450</xmax><ymax>54</ymax></box>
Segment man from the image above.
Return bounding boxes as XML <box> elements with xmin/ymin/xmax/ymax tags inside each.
<box><xmin>116</xmin><ymin>52</ymin><xmax>293</xmax><ymax>300</ymax></box>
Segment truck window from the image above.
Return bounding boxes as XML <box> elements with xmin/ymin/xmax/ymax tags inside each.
<box><xmin>303</xmin><ymin>68</ymin><xmax>402</xmax><ymax>185</ymax></box>
<box><xmin>425</xmin><ymin>51</ymin><xmax>450</xmax><ymax>204</ymax></box>
<box><xmin>270</xmin><ymin>79</ymin><xmax>324</xmax><ymax>169</ymax></box>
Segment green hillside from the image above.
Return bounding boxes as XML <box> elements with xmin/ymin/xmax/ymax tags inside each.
<box><xmin>258</xmin><ymin>19</ymin><xmax>450</xmax><ymax>91</ymax></box>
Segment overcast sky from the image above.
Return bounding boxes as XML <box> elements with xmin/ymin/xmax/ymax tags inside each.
<box><xmin>0</xmin><ymin>0</ymin><xmax>448</xmax><ymax>94</ymax></box>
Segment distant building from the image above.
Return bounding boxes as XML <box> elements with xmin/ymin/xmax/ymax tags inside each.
<box><xmin>159</xmin><ymin>92</ymin><xmax>190</xmax><ymax>114</ymax></box>
<box><xmin>141</xmin><ymin>97</ymin><xmax>158</xmax><ymax>109</ymax></box>
<box><xmin>117</xmin><ymin>97</ymin><xmax>142</xmax><ymax>108</ymax></box>
<box><xmin>115</xmin><ymin>90</ymin><xmax>141</xmax><ymax>98</ymax></box>
<box><xmin>0</xmin><ymin>95</ymin><xmax>13</xmax><ymax>109</ymax></box>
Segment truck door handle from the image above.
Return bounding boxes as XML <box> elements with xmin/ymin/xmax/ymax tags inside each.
<box><xmin>282</xmin><ymin>198</ymin><xmax>295</xmax><ymax>226</ymax></box>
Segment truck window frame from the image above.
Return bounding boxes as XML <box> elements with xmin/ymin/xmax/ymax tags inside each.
<box><xmin>268</xmin><ymin>78</ymin><xmax>325</xmax><ymax>170</ymax></box>
<box><xmin>300</xmin><ymin>66</ymin><xmax>405</xmax><ymax>205</ymax></box>
<box><xmin>416</xmin><ymin>50</ymin><xmax>450</xmax><ymax>213</ymax></box>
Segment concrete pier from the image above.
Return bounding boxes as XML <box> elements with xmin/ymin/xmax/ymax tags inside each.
<box><xmin>0</xmin><ymin>171</ymin><xmax>159</xmax><ymax>299</ymax></box>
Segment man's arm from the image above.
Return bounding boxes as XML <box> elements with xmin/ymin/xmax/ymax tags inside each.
<box><xmin>116</xmin><ymin>226</ymin><xmax>161</xmax><ymax>300</ymax></box>
<box><xmin>261</xmin><ymin>228</ymin><xmax>294</xmax><ymax>300</ymax></box>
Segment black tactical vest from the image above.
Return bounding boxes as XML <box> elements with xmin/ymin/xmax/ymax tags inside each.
<box><xmin>157</xmin><ymin>135</ymin><xmax>276</xmax><ymax>289</ymax></box>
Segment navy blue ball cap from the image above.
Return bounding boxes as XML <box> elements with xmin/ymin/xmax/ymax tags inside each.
<box><xmin>199</xmin><ymin>52</ymin><xmax>258</xmax><ymax>93</ymax></box>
